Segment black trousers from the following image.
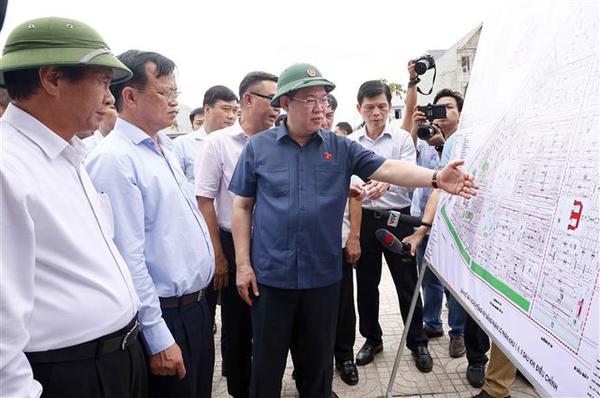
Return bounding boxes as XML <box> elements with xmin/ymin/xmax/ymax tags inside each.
<box><xmin>465</xmin><ymin>313</ymin><xmax>490</xmax><ymax>365</ymax></box>
<box><xmin>148</xmin><ymin>298</ymin><xmax>214</xmax><ymax>398</ymax></box>
<box><xmin>334</xmin><ymin>252</ymin><xmax>356</xmax><ymax>364</ymax></box>
<box><xmin>28</xmin><ymin>323</ymin><xmax>147</xmax><ymax>398</ymax></box>
<box><xmin>250</xmin><ymin>282</ymin><xmax>340</xmax><ymax>398</ymax></box>
<box><xmin>356</xmin><ymin>208</ymin><xmax>428</xmax><ymax>351</ymax></box>
<box><xmin>219</xmin><ymin>229</ymin><xmax>252</xmax><ymax>398</ymax></box>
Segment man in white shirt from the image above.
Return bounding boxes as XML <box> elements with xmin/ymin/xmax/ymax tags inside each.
<box><xmin>172</xmin><ymin>85</ymin><xmax>238</xmax><ymax>184</ymax></box>
<box><xmin>189</xmin><ymin>107</ymin><xmax>205</xmax><ymax>131</ymax></box>
<box><xmin>195</xmin><ymin>71</ymin><xmax>280</xmax><ymax>398</ymax></box>
<box><xmin>348</xmin><ymin>80</ymin><xmax>433</xmax><ymax>373</ymax></box>
<box><xmin>83</xmin><ymin>103</ymin><xmax>117</xmax><ymax>153</ymax></box>
<box><xmin>0</xmin><ymin>17</ymin><xmax>144</xmax><ymax>398</ymax></box>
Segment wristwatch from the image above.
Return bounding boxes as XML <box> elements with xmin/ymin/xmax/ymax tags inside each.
<box><xmin>431</xmin><ymin>169</ymin><xmax>439</xmax><ymax>189</ymax></box>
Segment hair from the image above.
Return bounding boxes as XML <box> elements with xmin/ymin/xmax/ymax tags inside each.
<box><xmin>357</xmin><ymin>80</ymin><xmax>391</xmax><ymax>105</ymax></box>
<box><xmin>326</xmin><ymin>93</ymin><xmax>337</xmax><ymax>111</ymax></box>
<box><xmin>433</xmin><ymin>88</ymin><xmax>464</xmax><ymax>112</ymax></box>
<box><xmin>203</xmin><ymin>85</ymin><xmax>238</xmax><ymax>107</ymax></box>
<box><xmin>111</xmin><ymin>50</ymin><xmax>176</xmax><ymax>112</ymax></box>
<box><xmin>4</xmin><ymin>65</ymin><xmax>89</xmax><ymax>101</ymax></box>
<box><xmin>238</xmin><ymin>71</ymin><xmax>278</xmax><ymax>99</ymax></box>
<box><xmin>188</xmin><ymin>107</ymin><xmax>204</xmax><ymax>124</ymax></box>
<box><xmin>335</xmin><ymin>121</ymin><xmax>353</xmax><ymax>135</ymax></box>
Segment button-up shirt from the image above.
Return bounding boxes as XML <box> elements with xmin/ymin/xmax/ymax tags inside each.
<box><xmin>85</xmin><ymin>118</ymin><xmax>214</xmax><ymax>355</ymax></box>
<box><xmin>348</xmin><ymin>123</ymin><xmax>416</xmax><ymax>210</ymax></box>
<box><xmin>229</xmin><ymin>124</ymin><xmax>385</xmax><ymax>289</ymax></box>
<box><xmin>195</xmin><ymin>121</ymin><xmax>247</xmax><ymax>231</ymax></box>
<box><xmin>1</xmin><ymin>104</ymin><xmax>140</xmax><ymax>398</ymax></box>
<box><xmin>172</xmin><ymin>128</ymin><xmax>207</xmax><ymax>184</ymax></box>
<box><xmin>410</xmin><ymin>139</ymin><xmax>440</xmax><ymax>218</ymax></box>
<box><xmin>82</xmin><ymin>129</ymin><xmax>104</xmax><ymax>154</ymax></box>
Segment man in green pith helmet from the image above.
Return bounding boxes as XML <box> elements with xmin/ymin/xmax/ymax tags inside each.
<box><xmin>0</xmin><ymin>17</ymin><xmax>146</xmax><ymax>398</ymax></box>
<box><xmin>229</xmin><ymin>62</ymin><xmax>478</xmax><ymax>398</ymax></box>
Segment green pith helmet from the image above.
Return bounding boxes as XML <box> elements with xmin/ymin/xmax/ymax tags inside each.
<box><xmin>270</xmin><ymin>62</ymin><xmax>335</xmax><ymax>107</ymax></box>
<box><xmin>0</xmin><ymin>17</ymin><xmax>132</xmax><ymax>87</ymax></box>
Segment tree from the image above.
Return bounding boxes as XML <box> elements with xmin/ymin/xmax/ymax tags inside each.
<box><xmin>379</xmin><ymin>78</ymin><xmax>406</xmax><ymax>100</ymax></box>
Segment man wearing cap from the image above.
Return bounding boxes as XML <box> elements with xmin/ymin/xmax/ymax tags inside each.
<box><xmin>229</xmin><ymin>62</ymin><xmax>478</xmax><ymax>398</ymax></box>
<box><xmin>0</xmin><ymin>17</ymin><xmax>145</xmax><ymax>397</ymax></box>
<box><xmin>85</xmin><ymin>50</ymin><xmax>215</xmax><ymax>398</ymax></box>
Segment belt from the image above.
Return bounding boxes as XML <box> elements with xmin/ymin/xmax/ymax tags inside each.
<box><xmin>25</xmin><ymin>316</ymin><xmax>139</xmax><ymax>363</ymax></box>
<box><xmin>159</xmin><ymin>289</ymin><xmax>205</xmax><ymax>309</ymax></box>
<box><xmin>363</xmin><ymin>207</ymin><xmax>410</xmax><ymax>219</ymax></box>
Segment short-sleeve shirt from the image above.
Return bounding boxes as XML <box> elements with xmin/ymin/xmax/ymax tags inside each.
<box><xmin>229</xmin><ymin>124</ymin><xmax>385</xmax><ymax>289</ymax></box>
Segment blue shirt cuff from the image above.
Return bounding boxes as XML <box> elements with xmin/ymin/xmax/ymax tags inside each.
<box><xmin>141</xmin><ymin>318</ymin><xmax>175</xmax><ymax>355</ymax></box>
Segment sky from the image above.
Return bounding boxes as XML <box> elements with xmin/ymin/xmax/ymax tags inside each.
<box><xmin>0</xmin><ymin>0</ymin><xmax>494</xmax><ymax>127</ymax></box>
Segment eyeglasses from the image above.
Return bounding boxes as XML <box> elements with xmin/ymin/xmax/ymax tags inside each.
<box><xmin>250</xmin><ymin>92</ymin><xmax>275</xmax><ymax>101</ymax></box>
<box><xmin>292</xmin><ymin>96</ymin><xmax>329</xmax><ymax>108</ymax></box>
<box><xmin>149</xmin><ymin>87</ymin><xmax>180</xmax><ymax>102</ymax></box>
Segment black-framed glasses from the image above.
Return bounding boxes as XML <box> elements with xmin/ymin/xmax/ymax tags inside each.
<box><xmin>250</xmin><ymin>92</ymin><xmax>275</xmax><ymax>101</ymax></box>
<box><xmin>292</xmin><ymin>96</ymin><xmax>329</xmax><ymax>108</ymax></box>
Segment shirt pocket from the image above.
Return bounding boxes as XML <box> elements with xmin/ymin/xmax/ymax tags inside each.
<box><xmin>259</xmin><ymin>169</ymin><xmax>290</xmax><ymax>197</ymax></box>
<box><xmin>96</xmin><ymin>193</ymin><xmax>115</xmax><ymax>239</ymax></box>
<box><xmin>315</xmin><ymin>168</ymin><xmax>345</xmax><ymax>196</ymax></box>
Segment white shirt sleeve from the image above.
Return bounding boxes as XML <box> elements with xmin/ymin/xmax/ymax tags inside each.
<box><xmin>389</xmin><ymin>131</ymin><xmax>417</xmax><ymax>193</ymax></box>
<box><xmin>172</xmin><ymin>137</ymin><xmax>187</xmax><ymax>175</ymax></box>
<box><xmin>194</xmin><ymin>137</ymin><xmax>222</xmax><ymax>199</ymax></box>
<box><xmin>0</xmin><ymin>169</ymin><xmax>43</xmax><ymax>398</ymax></box>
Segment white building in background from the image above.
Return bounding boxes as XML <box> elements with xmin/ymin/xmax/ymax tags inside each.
<box><xmin>417</xmin><ymin>23</ymin><xmax>482</xmax><ymax>105</ymax></box>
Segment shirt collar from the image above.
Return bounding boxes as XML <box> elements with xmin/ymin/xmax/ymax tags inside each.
<box><xmin>275</xmin><ymin>122</ymin><xmax>325</xmax><ymax>143</ymax></box>
<box><xmin>2</xmin><ymin>103</ymin><xmax>87</xmax><ymax>163</ymax></box>
<box><xmin>357</xmin><ymin>123</ymin><xmax>392</xmax><ymax>141</ymax></box>
<box><xmin>226</xmin><ymin>120</ymin><xmax>246</xmax><ymax>138</ymax></box>
<box><xmin>115</xmin><ymin>117</ymin><xmax>173</xmax><ymax>152</ymax></box>
<box><xmin>192</xmin><ymin>127</ymin><xmax>208</xmax><ymax>140</ymax></box>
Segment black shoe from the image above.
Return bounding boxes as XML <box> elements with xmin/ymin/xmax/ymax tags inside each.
<box><xmin>292</xmin><ymin>369</ymin><xmax>296</xmax><ymax>380</ymax></box>
<box><xmin>331</xmin><ymin>393</ymin><xmax>339</xmax><ymax>398</ymax></box>
<box><xmin>471</xmin><ymin>390</ymin><xmax>511</xmax><ymax>398</ymax></box>
<box><xmin>355</xmin><ymin>343</ymin><xmax>383</xmax><ymax>366</ymax></box>
<box><xmin>336</xmin><ymin>360</ymin><xmax>359</xmax><ymax>385</ymax></box>
<box><xmin>466</xmin><ymin>362</ymin><xmax>486</xmax><ymax>388</ymax></box>
<box><xmin>411</xmin><ymin>345</ymin><xmax>433</xmax><ymax>373</ymax></box>
<box><xmin>423</xmin><ymin>324</ymin><xmax>444</xmax><ymax>338</ymax></box>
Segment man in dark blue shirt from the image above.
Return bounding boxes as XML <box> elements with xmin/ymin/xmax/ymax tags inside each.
<box><xmin>229</xmin><ymin>62</ymin><xmax>477</xmax><ymax>398</ymax></box>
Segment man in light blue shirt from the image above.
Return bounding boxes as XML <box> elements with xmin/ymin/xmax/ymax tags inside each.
<box><xmin>85</xmin><ymin>50</ymin><xmax>215</xmax><ymax>398</ymax></box>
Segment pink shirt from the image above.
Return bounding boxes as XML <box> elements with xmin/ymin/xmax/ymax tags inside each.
<box><xmin>194</xmin><ymin>121</ymin><xmax>247</xmax><ymax>231</ymax></box>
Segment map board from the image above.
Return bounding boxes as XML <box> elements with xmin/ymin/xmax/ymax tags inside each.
<box><xmin>425</xmin><ymin>2</ymin><xmax>599</xmax><ymax>396</ymax></box>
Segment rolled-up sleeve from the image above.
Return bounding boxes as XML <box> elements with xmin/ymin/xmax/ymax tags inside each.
<box><xmin>195</xmin><ymin>137</ymin><xmax>221</xmax><ymax>199</ymax></box>
<box><xmin>0</xmin><ymin>169</ymin><xmax>43</xmax><ymax>398</ymax></box>
<box><xmin>85</xmin><ymin>153</ymin><xmax>174</xmax><ymax>355</ymax></box>
<box><xmin>228</xmin><ymin>141</ymin><xmax>257</xmax><ymax>198</ymax></box>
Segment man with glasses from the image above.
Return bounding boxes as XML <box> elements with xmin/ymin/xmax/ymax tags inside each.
<box><xmin>229</xmin><ymin>62</ymin><xmax>477</xmax><ymax>398</ymax></box>
<box><xmin>348</xmin><ymin>80</ymin><xmax>433</xmax><ymax>373</ymax></box>
<box><xmin>173</xmin><ymin>85</ymin><xmax>238</xmax><ymax>185</ymax></box>
<box><xmin>195</xmin><ymin>71</ymin><xmax>279</xmax><ymax>398</ymax></box>
<box><xmin>85</xmin><ymin>50</ymin><xmax>215</xmax><ymax>398</ymax></box>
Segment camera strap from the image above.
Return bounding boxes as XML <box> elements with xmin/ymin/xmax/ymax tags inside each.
<box><xmin>417</xmin><ymin>66</ymin><xmax>436</xmax><ymax>96</ymax></box>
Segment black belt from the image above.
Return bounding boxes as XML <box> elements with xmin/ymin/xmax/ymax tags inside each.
<box><xmin>159</xmin><ymin>289</ymin><xmax>205</xmax><ymax>309</ymax></box>
<box><xmin>363</xmin><ymin>207</ymin><xmax>410</xmax><ymax>219</ymax></box>
<box><xmin>25</xmin><ymin>316</ymin><xmax>139</xmax><ymax>363</ymax></box>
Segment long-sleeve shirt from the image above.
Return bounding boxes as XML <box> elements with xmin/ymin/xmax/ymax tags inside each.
<box><xmin>1</xmin><ymin>104</ymin><xmax>140</xmax><ymax>398</ymax></box>
<box><xmin>85</xmin><ymin>118</ymin><xmax>214</xmax><ymax>355</ymax></box>
<box><xmin>172</xmin><ymin>128</ymin><xmax>207</xmax><ymax>184</ymax></box>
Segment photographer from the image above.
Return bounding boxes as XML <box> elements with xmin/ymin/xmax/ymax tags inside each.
<box><xmin>404</xmin><ymin>88</ymin><xmax>491</xmax><ymax>388</ymax></box>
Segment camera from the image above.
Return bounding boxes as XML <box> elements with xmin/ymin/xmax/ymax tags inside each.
<box><xmin>416</xmin><ymin>103</ymin><xmax>446</xmax><ymax>140</ymax></box>
<box><xmin>414</xmin><ymin>54</ymin><xmax>435</xmax><ymax>75</ymax></box>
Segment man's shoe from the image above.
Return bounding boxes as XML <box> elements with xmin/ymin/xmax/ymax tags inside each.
<box><xmin>423</xmin><ymin>324</ymin><xmax>444</xmax><ymax>338</ymax></box>
<box><xmin>292</xmin><ymin>369</ymin><xmax>296</xmax><ymax>379</ymax></box>
<box><xmin>336</xmin><ymin>360</ymin><xmax>359</xmax><ymax>385</ymax></box>
<box><xmin>411</xmin><ymin>345</ymin><xmax>433</xmax><ymax>373</ymax></box>
<box><xmin>466</xmin><ymin>362</ymin><xmax>486</xmax><ymax>388</ymax></box>
<box><xmin>449</xmin><ymin>335</ymin><xmax>466</xmax><ymax>358</ymax></box>
<box><xmin>471</xmin><ymin>390</ymin><xmax>511</xmax><ymax>398</ymax></box>
<box><xmin>331</xmin><ymin>392</ymin><xmax>339</xmax><ymax>398</ymax></box>
<box><xmin>355</xmin><ymin>343</ymin><xmax>383</xmax><ymax>366</ymax></box>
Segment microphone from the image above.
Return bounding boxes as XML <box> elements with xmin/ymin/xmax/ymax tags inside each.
<box><xmin>395</xmin><ymin>213</ymin><xmax>432</xmax><ymax>228</ymax></box>
<box><xmin>375</xmin><ymin>228</ymin><xmax>411</xmax><ymax>255</ymax></box>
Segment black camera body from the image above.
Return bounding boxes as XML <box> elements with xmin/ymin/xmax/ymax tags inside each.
<box><xmin>416</xmin><ymin>103</ymin><xmax>446</xmax><ymax>140</ymax></box>
<box><xmin>415</xmin><ymin>54</ymin><xmax>435</xmax><ymax>75</ymax></box>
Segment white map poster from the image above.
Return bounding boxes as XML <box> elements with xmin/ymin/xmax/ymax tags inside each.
<box><xmin>425</xmin><ymin>2</ymin><xmax>599</xmax><ymax>397</ymax></box>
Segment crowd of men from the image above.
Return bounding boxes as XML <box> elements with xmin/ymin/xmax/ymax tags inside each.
<box><xmin>0</xmin><ymin>16</ymin><xmax>529</xmax><ymax>398</ymax></box>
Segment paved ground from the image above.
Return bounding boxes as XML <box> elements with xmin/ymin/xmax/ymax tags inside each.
<box><xmin>211</xmin><ymin>265</ymin><xmax>539</xmax><ymax>398</ymax></box>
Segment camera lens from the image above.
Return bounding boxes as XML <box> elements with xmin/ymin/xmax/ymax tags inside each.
<box><xmin>416</xmin><ymin>123</ymin><xmax>436</xmax><ymax>140</ymax></box>
<box><xmin>415</xmin><ymin>60</ymin><xmax>429</xmax><ymax>75</ymax></box>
